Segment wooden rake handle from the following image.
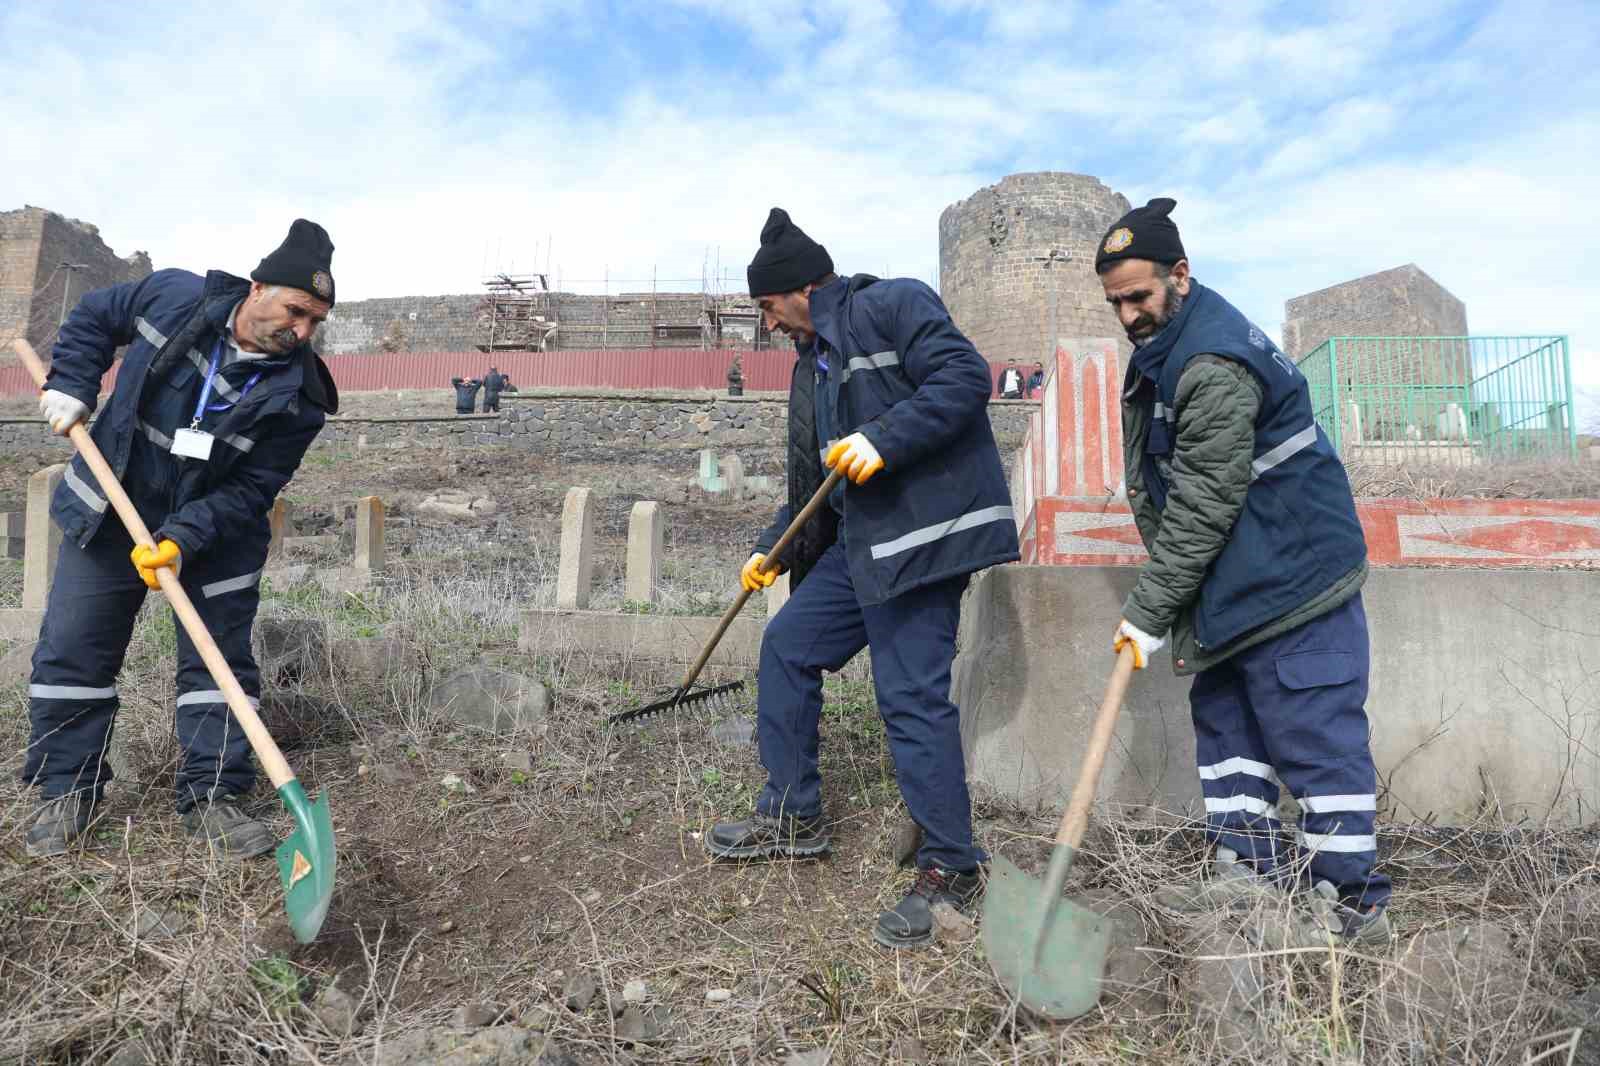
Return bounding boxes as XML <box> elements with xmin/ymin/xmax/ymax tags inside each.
<box><xmin>1055</xmin><ymin>643</ymin><xmax>1138</xmax><ymax>850</ymax></box>
<box><xmin>675</xmin><ymin>468</ymin><xmax>845</xmax><ymax>693</ymax></box>
<box><xmin>12</xmin><ymin>339</ymin><xmax>296</xmax><ymax>789</ymax></box>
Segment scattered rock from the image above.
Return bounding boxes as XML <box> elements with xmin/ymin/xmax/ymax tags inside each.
<box><xmin>441</xmin><ymin>773</ymin><xmax>476</xmax><ymax>794</ymax></box>
<box><xmin>520</xmin><ymin>1006</ymin><xmax>555</xmax><ymax>1031</ymax></box>
<box><xmin>330</xmin><ymin>634</ymin><xmax>414</xmax><ymax>692</ymax></box>
<box><xmin>1185</xmin><ymin>926</ymin><xmax>1266</xmax><ymax>1048</ymax></box>
<box><xmin>930</xmin><ymin>903</ymin><xmax>976</xmax><ymax>942</ymax></box>
<box><xmin>709</xmin><ymin>715</ymin><xmax>756</xmax><ymax>747</ymax></box>
<box><xmin>615</xmin><ymin>1005</ymin><xmax>664</xmax><ymax>1044</ymax></box>
<box><xmin>889</xmin><ymin>1035</ymin><xmax>928</xmax><ymax>1063</ymax></box>
<box><xmin>500</xmin><ymin>751</ymin><xmax>535</xmax><ymax>774</ymax></box>
<box><xmin>310</xmin><ymin>982</ymin><xmax>358</xmax><ymax>1037</ymax></box>
<box><xmin>262</xmin><ymin>563</ymin><xmax>312</xmax><ymax>587</ymax></box>
<box><xmin>891</xmin><ymin>819</ymin><xmax>924</xmax><ymax>868</ymax></box>
<box><xmin>705</xmin><ymin>988</ymin><xmax>733</xmax><ymax>1004</ymax></box>
<box><xmin>372</xmin><ymin>762</ymin><xmax>416</xmax><ymax>787</ymax></box>
<box><xmin>253</xmin><ymin>618</ymin><xmax>328</xmax><ymax>687</ymax></box>
<box><xmin>417</xmin><ymin>490</ymin><xmax>500</xmax><ymax>520</ymax></box>
<box><xmin>453</xmin><ymin>1001</ymin><xmax>506</xmax><ymax>1029</ymax></box>
<box><xmin>427</xmin><ymin>667</ymin><xmax>551</xmax><ymax>736</ymax></box>
<box><xmin>563</xmin><ymin>971</ymin><xmax>598</xmax><ymax>1012</ymax></box>
<box><xmin>374</xmin><ymin>1025</ymin><xmax>578</xmax><ymax>1066</ymax></box>
<box><xmin>1075</xmin><ymin>889</ymin><xmax>1167</xmax><ymax>1021</ymax></box>
<box><xmin>1382</xmin><ymin>921</ymin><xmax>1524</xmax><ymax>1036</ymax></box>
<box><xmin>131</xmin><ymin>905</ymin><xmax>189</xmax><ymax>941</ymax></box>
<box><xmin>0</xmin><ymin>640</ymin><xmax>37</xmax><ymax>688</ymax></box>
<box><xmin>622</xmin><ymin>979</ymin><xmax>647</xmax><ymax>1004</ymax></box>
<box><xmin>105</xmin><ymin>1040</ymin><xmax>155</xmax><ymax>1066</ymax></box>
<box><xmin>437</xmin><ymin>919</ymin><xmax>456</xmax><ymax>934</ymax></box>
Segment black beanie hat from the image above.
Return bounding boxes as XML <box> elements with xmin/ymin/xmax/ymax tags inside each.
<box><xmin>746</xmin><ymin>208</ymin><xmax>833</xmax><ymax>297</ymax></box>
<box><xmin>252</xmin><ymin>219</ymin><xmax>336</xmax><ymax>305</ymax></box>
<box><xmin>1095</xmin><ymin>197</ymin><xmax>1186</xmax><ymax>273</ymax></box>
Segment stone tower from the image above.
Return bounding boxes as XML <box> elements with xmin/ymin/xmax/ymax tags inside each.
<box><xmin>1</xmin><ymin>206</ymin><xmax>152</xmax><ymax>362</ymax></box>
<box><xmin>938</xmin><ymin>172</ymin><xmax>1131</xmax><ymax>366</ymax></box>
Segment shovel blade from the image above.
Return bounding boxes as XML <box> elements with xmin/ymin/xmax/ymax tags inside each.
<box><xmin>274</xmin><ymin>781</ymin><xmax>337</xmax><ymax>944</ymax></box>
<box><xmin>981</xmin><ymin>853</ymin><xmax>1110</xmax><ymax>1020</ymax></box>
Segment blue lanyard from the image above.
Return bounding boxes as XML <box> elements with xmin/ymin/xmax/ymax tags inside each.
<box><xmin>191</xmin><ymin>337</ymin><xmax>263</xmax><ymax>430</ymax></box>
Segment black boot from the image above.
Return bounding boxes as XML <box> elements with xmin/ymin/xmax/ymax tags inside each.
<box><xmin>25</xmin><ymin>794</ymin><xmax>96</xmax><ymax>858</ymax></box>
<box><xmin>705</xmin><ymin>812</ymin><xmax>831</xmax><ymax>860</ymax></box>
<box><xmin>182</xmin><ymin>796</ymin><xmax>276</xmax><ymax>860</ymax></box>
<box><xmin>874</xmin><ymin>865</ymin><xmax>983</xmax><ymax>949</ymax></box>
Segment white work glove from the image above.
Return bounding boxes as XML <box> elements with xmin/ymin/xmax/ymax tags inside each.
<box><xmin>824</xmin><ymin>432</ymin><xmax>885</xmax><ymax>484</ymax></box>
<box><xmin>1113</xmin><ymin>619</ymin><xmax>1166</xmax><ymax>670</ymax></box>
<box><xmin>39</xmin><ymin>389</ymin><xmax>89</xmax><ymax>436</ymax></box>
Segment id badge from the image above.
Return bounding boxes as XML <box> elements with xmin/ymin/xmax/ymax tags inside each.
<box><xmin>171</xmin><ymin>428</ymin><xmax>214</xmax><ymax>461</ymax></box>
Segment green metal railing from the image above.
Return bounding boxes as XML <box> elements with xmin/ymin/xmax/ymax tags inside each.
<box><xmin>1295</xmin><ymin>336</ymin><xmax>1575</xmax><ymax>464</ymax></box>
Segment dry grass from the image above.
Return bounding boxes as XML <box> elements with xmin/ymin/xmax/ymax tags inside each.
<box><xmin>1346</xmin><ymin>459</ymin><xmax>1600</xmax><ymax>500</ymax></box>
<box><xmin>1</xmin><ymin>555</ymin><xmax>1597</xmax><ymax>1064</ymax></box>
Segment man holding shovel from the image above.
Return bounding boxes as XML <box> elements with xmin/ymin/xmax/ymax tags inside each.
<box><xmin>703</xmin><ymin>208</ymin><xmax>1019</xmax><ymax>950</ymax></box>
<box><xmin>22</xmin><ymin>220</ymin><xmax>340</xmax><ymax>861</ymax></box>
<box><xmin>1099</xmin><ymin>198</ymin><xmax>1392</xmax><ymax>945</ymax></box>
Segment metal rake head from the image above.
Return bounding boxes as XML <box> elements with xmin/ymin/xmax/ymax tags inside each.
<box><xmin>607</xmin><ymin>680</ymin><xmax>747</xmax><ymax>726</ymax></box>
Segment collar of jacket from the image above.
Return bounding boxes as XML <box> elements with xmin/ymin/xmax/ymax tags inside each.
<box><xmin>1124</xmin><ymin>279</ymin><xmax>1215</xmax><ymax>392</ymax></box>
<box><xmin>199</xmin><ymin>269</ymin><xmax>339</xmax><ymax>414</ymax></box>
<box><xmin>806</xmin><ymin>274</ymin><xmax>879</xmax><ymax>355</ymax></box>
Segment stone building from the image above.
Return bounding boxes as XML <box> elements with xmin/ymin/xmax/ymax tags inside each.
<box><xmin>938</xmin><ymin>172</ymin><xmax>1131</xmax><ymax>366</ymax></box>
<box><xmin>1283</xmin><ymin>263</ymin><xmax>1470</xmax><ymax>384</ymax></box>
<box><xmin>0</xmin><ymin>206</ymin><xmax>152</xmax><ymax>362</ymax></box>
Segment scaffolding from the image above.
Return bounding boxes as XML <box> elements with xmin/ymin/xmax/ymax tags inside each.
<box><xmin>476</xmin><ymin>273</ymin><xmax>556</xmax><ymax>352</ymax></box>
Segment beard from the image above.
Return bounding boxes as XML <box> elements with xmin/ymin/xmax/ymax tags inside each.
<box><xmin>1126</xmin><ymin>280</ymin><xmax>1184</xmax><ymax>345</ymax></box>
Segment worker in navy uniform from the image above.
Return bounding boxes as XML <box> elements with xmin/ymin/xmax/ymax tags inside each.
<box><xmin>1100</xmin><ymin>198</ymin><xmax>1392</xmax><ymax>946</ymax></box>
<box><xmin>23</xmin><ymin>220</ymin><xmax>339</xmax><ymax>861</ymax></box>
<box><xmin>704</xmin><ymin>208</ymin><xmax>1019</xmax><ymax>950</ymax></box>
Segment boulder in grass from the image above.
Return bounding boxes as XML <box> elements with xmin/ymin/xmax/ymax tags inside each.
<box><xmin>426</xmin><ymin>667</ymin><xmax>550</xmax><ymax>736</ymax></box>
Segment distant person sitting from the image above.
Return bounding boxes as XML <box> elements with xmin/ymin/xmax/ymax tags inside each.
<box><xmin>450</xmin><ymin>376</ymin><xmax>482</xmax><ymax>415</ymax></box>
<box><xmin>482</xmin><ymin>366</ymin><xmax>506</xmax><ymax>412</ymax></box>
<box><xmin>1025</xmin><ymin>361</ymin><xmax>1045</xmax><ymax>398</ymax></box>
<box><xmin>997</xmin><ymin>359</ymin><xmax>1024</xmax><ymax>399</ymax></box>
<box><xmin>499</xmin><ymin>373</ymin><xmax>518</xmax><ymax>394</ymax></box>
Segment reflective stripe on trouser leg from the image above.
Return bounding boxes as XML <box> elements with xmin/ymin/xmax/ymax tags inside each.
<box><xmin>1189</xmin><ymin>661</ymin><xmax>1283</xmax><ymax>872</ymax></box>
<box><xmin>754</xmin><ymin>542</ymin><xmax>868</xmax><ymax>821</ymax></box>
<box><xmin>1233</xmin><ymin>595</ymin><xmax>1390</xmax><ymax>910</ymax></box>
<box><xmin>23</xmin><ymin>526</ymin><xmax>147</xmax><ymax>800</ymax></box>
<box><xmin>171</xmin><ymin>558</ymin><xmax>266</xmax><ymax>812</ymax></box>
<box><xmin>860</xmin><ymin>570</ymin><xmax>980</xmax><ymax>872</ymax></box>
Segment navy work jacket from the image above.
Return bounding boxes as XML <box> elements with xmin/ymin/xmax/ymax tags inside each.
<box><xmin>756</xmin><ymin>275</ymin><xmax>1019</xmax><ymax>606</ymax></box>
<box><xmin>44</xmin><ymin>268</ymin><xmax>338</xmax><ymax>559</ymax></box>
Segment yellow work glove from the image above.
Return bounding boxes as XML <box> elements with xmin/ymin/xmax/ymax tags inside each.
<box><xmin>825</xmin><ymin>432</ymin><xmax>885</xmax><ymax>484</ymax></box>
<box><xmin>130</xmin><ymin>539</ymin><xmax>182</xmax><ymax>590</ymax></box>
<box><xmin>1113</xmin><ymin>619</ymin><xmax>1165</xmax><ymax>670</ymax></box>
<box><xmin>741</xmin><ymin>552</ymin><xmax>782</xmax><ymax>592</ymax></box>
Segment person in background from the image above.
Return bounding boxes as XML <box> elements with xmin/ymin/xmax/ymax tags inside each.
<box><xmin>1025</xmin><ymin>361</ymin><xmax>1045</xmax><ymax>398</ymax></box>
<box><xmin>997</xmin><ymin>359</ymin><xmax>1024</xmax><ymax>399</ymax></box>
<box><xmin>450</xmin><ymin>376</ymin><xmax>482</xmax><ymax>415</ymax></box>
<box><xmin>482</xmin><ymin>366</ymin><xmax>506</xmax><ymax>412</ymax></box>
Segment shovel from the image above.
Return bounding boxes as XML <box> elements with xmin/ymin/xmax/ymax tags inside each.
<box><xmin>982</xmin><ymin>642</ymin><xmax>1137</xmax><ymax>1019</ymax></box>
<box><xmin>610</xmin><ymin>468</ymin><xmax>844</xmax><ymax>725</ymax></box>
<box><xmin>14</xmin><ymin>339</ymin><xmax>336</xmax><ymax>943</ymax></box>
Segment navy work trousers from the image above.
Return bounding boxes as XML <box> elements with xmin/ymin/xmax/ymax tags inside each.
<box><xmin>1189</xmin><ymin>594</ymin><xmax>1391</xmax><ymax>909</ymax></box>
<box><xmin>22</xmin><ymin>512</ymin><xmax>265</xmax><ymax>813</ymax></box>
<box><xmin>755</xmin><ymin>540</ymin><xmax>979</xmax><ymax>872</ymax></box>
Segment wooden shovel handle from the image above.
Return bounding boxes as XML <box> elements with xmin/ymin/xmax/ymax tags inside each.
<box><xmin>12</xmin><ymin>339</ymin><xmax>295</xmax><ymax>789</ymax></box>
<box><xmin>1055</xmin><ymin>643</ymin><xmax>1138</xmax><ymax>850</ymax></box>
<box><xmin>675</xmin><ymin>468</ymin><xmax>845</xmax><ymax>692</ymax></box>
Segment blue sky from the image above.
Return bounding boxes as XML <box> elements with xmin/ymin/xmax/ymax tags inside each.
<box><xmin>3</xmin><ymin>0</ymin><xmax>1596</xmax><ymax>421</ymax></box>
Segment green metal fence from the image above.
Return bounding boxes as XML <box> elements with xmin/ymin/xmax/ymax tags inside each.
<box><xmin>1295</xmin><ymin>335</ymin><xmax>1576</xmax><ymax>464</ymax></box>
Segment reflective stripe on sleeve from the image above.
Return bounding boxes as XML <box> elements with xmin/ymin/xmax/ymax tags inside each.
<box><xmin>869</xmin><ymin>505</ymin><xmax>1014</xmax><ymax>561</ymax></box>
<box><xmin>1251</xmin><ymin>425</ymin><xmax>1318</xmax><ymax>479</ymax></box>
<box><xmin>64</xmin><ymin>463</ymin><xmax>107</xmax><ymax>513</ymax></box>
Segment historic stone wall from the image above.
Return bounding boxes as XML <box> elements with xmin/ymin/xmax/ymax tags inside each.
<box><xmin>939</xmin><ymin>172</ymin><xmax>1131</xmax><ymax>368</ymax></box>
<box><xmin>0</xmin><ymin>206</ymin><xmax>152</xmax><ymax>359</ymax></box>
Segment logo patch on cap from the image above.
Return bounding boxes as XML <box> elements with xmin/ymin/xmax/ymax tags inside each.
<box><xmin>311</xmin><ymin>270</ymin><xmax>333</xmax><ymax>299</ymax></box>
<box><xmin>1103</xmin><ymin>228</ymin><xmax>1134</xmax><ymax>254</ymax></box>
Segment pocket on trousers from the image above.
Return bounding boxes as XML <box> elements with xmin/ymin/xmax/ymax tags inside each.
<box><xmin>1274</xmin><ymin>651</ymin><xmax>1358</xmax><ymax>691</ymax></box>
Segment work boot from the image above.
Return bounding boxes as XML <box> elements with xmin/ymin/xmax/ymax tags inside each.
<box><xmin>1154</xmin><ymin>846</ymin><xmax>1283</xmax><ymax>914</ymax></box>
<box><xmin>705</xmin><ymin>812</ymin><xmax>831</xmax><ymax>860</ymax></box>
<box><xmin>182</xmin><ymin>797</ymin><xmax>276</xmax><ymax>860</ymax></box>
<box><xmin>873</xmin><ymin>865</ymin><xmax>983</xmax><ymax>949</ymax></box>
<box><xmin>24</xmin><ymin>794</ymin><xmax>95</xmax><ymax>858</ymax></box>
<box><xmin>1254</xmin><ymin>880</ymin><xmax>1392</xmax><ymax>951</ymax></box>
